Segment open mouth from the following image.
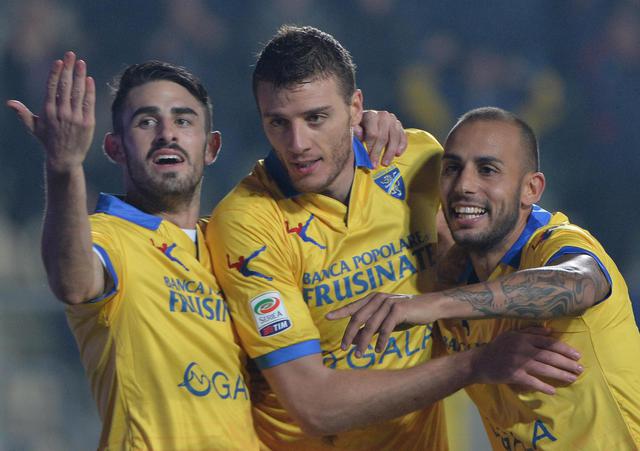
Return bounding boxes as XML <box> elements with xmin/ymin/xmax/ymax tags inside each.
<box><xmin>452</xmin><ymin>205</ymin><xmax>488</xmax><ymax>219</ymax></box>
<box><xmin>152</xmin><ymin>151</ymin><xmax>186</xmax><ymax>166</ymax></box>
<box><xmin>290</xmin><ymin>158</ymin><xmax>321</xmax><ymax>175</ymax></box>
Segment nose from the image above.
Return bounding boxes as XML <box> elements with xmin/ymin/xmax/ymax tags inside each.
<box><xmin>287</xmin><ymin>120</ymin><xmax>310</xmax><ymax>154</ymax></box>
<box><xmin>453</xmin><ymin>166</ymin><xmax>478</xmax><ymax>196</ymax></box>
<box><xmin>155</xmin><ymin>119</ymin><xmax>177</xmax><ymax>145</ymax></box>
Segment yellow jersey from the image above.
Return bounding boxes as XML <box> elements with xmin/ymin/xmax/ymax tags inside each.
<box><xmin>439</xmin><ymin>206</ymin><xmax>640</xmax><ymax>450</ymax></box>
<box><xmin>208</xmin><ymin>131</ymin><xmax>448</xmax><ymax>450</ymax></box>
<box><xmin>65</xmin><ymin>194</ymin><xmax>258</xmax><ymax>450</ymax></box>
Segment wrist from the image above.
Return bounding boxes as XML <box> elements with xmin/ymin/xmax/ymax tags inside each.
<box><xmin>45</xmin><ymin>157</ymin><xmax>85</xmax><ymax>176</ymax></box>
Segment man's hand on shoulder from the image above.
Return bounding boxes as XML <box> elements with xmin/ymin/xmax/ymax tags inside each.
<box><xmin>356</xmin><ymin>110</ymin><xmax>407</xmax><ymax>168</ymax></box>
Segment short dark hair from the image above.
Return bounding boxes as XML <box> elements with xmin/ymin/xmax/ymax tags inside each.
<box><xmin>252</xmin><ymin>25</ymin><xmax>357</xmax><ymax>104</ymax></box>
<box><xmin>110</xmin><ymin>60</ymin><xmax>212</xmax><ymax>135</ymax></box>
<box><xmin>445</xmin><ymin>107</ymin><xmax>540</xmax><ymax>172</ymax></box>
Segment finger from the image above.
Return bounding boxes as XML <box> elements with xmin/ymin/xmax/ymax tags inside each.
<box><xmin>57</xmin><ymin>51</ymin><xmax>77</xmax><ymax>110</ymax></box>
<box><xmin>6</xmin><ymin>100</ymin><xmax>36</xmax><ymax>133</ymax></box>
<box><xmin>381</xmin><ymin>116</ymin><xmax>402</xmax><ymax>167</ymax></box>
<box><xmin>353</xmin><ymin>303</ymin><xmax>392</xmax><ymax>356</ymax></box>
<box><xmin>396</xmin><ymin>125</ymin><xmax>408</xmax><ymax>156</ymax></box>
<box><xmin>530</xmin><ymin>334</ymin><xmax>581</xmax><ymax>360</ymax></box>
<box><xmin>530</xmin><ymin>348</ymin><xmax>584</xmax><ymax>375</ymax></box>
<box><xmin>519</xmin><ymin>326</ymin><xmax>551</xmax><ymax>336</ymax></box>
<box><xmin>83</xmin><ymin>76</ymin><xmax>96</xmax><ymax>123</ymax></box>
<box><xmin>326</xmin><ymin>296</ymin><xmax>370</xmax><ymax>320</ymax></box>
<box><xmin>525</xmin><ymin>359</ymin><xmax>579</xmax><ymax>384</ymax></box>
<box><xmin>375</xmin><ymin>311</ymin><xmax>401</xmax><ymax>352</ymax></box>
<box><xmin>44</xmin><ymin>59</ymin><xmax>64</xmax><ymax>117</ymax></box>
<box><xmin>71</xmin><ymin>59</ymin><xmax>87</xmax><ymax>114</ymax></box>
<box><xmin>339</xmin><ymin>296</ymin><xmax>383</xmax><ymax>351</ymax></box>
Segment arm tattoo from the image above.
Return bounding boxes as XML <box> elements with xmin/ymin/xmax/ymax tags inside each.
<box><xmin>444</xmin><ymin>256</ymin><xmax>607</xmax><ymax>318</ymax></box>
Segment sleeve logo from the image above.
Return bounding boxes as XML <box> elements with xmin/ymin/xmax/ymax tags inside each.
<box><xmin>250</xmin><ymin>291</ymin><xmax>292</xmax><ymax>337</ymax></box>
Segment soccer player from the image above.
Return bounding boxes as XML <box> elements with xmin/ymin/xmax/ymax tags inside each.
<box><xmin>8</xmin><ymin>52</ymin><xmax>259</xmax><ymax>450</ymax></box>
<box><xmin>330</xmin><ymin>107</ymin><xmax>640</xmax><ymax>449</ymax></box>
<box><xmin>207</xmin><ymin>26</ymin><xmax>583</xmax><ymax>450</ymax></box>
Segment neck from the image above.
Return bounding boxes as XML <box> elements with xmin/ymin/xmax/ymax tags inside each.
<box><xmin>125</xmin><ymin>188</ymin><xmax>202</xmax><ymax>229</ymax></box>
<box><xmin>323</xmin><ymin>152</ymin><xmax>356</xmax><ymax>205</ymax></box>
<box><xmin>467</xmin><ymin>211</ymin><xmax>531</xmax><ymax>281</ymax></box>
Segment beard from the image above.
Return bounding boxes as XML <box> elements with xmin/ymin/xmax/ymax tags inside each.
<box><xmin>449</xmin><ymin>189</ymin><xmax>521</xmax><ymax>253</ymax></box>
<box><xmin>123</xmin><ymin>142</ymin><xmax>205</xmax><ymax>213</ymax></box>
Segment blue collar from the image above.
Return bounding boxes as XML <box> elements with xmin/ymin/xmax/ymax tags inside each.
<box><xmin>461</xmin><ymin>204</ymin><xmax>552</xmax><ymax>283</ymax></box>
<box><xmin>94</xmin><ymin>193</ymin><xmax>162</xmax><ymax>230</ymax></box>
<box><xmin>264</xmin><ymin>136</ymin><xmax>374</xmax><ymax>198</ymax></box>
<box><xmin>501</xmin><ymin>204</ymin><xmax>552</xmax><ymax>268</ymax></box>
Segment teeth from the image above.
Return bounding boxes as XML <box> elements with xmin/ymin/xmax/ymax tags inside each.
<box><xmin>155</xmin><ymin>155</ymin><xmax>183</xmax><ymax>165</ymax></box>
<box><xmin>454</xmin><ymin>206</ymin><xmax>486</xmax><ymax>217</ymax></box>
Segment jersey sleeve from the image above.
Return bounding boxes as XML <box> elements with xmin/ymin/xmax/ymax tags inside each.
<box><xmin>207</xmin><ymin>200</ymin><xmax>321</xmax><ymax>369</ymax></box>
<box><xmin>524</xmin><ymin>224</ymin><xmax>613</xmax><ymax>304</ymax></box>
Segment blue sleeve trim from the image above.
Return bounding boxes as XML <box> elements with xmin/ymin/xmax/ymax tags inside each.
<box><xmin>546</xmin><ymin>245</ymin><xmax>612</xmax><ymax>305</ymax></box>
<box><xmin>88</xmin><ymin>244</ymin><xmax>119</xmax><ymax>304</ymax></box>
<box><xmin>254</xmin><ymin>339</ymin><xmax>322</xmax><ymax>369</ymax></box>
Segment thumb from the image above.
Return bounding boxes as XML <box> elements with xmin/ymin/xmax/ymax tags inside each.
<box><xmin>6</xmin><ymin>100</ymin><xmax>37</xmax><ymax>133</ymax></box>
<box><xmin>353</xmin><ymin>124</ymin><xmax>364</xmax><ymax>141</ymax></box>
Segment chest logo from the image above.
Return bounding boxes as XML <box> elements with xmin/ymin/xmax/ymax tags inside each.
<box><xmin>151</xmin><ymin>239</ymin><xmax>189</xmax><ymax>271</ymax></box>
<box><xmin>226</xmin><ymin>246</ymin><xmax>273</xmax><ymax>281</ymax></box>
<box><xmin>374</xmin><ymin>165</ymin><xmax>406</xmax><ymax>200</ymax></box>
<box><xmin>286</xmin><ymin>214</ymin><xmax>326</xmax><ymax>250</ymax></box>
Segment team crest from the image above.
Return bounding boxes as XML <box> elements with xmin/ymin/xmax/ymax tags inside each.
<box><xmin>250</xmin><ymin>291</ymin><xmax>292</xmax><ymax>337</ymax></box>
<box><xmin>374</xmin><ymin>165</ymin><xmax>406</xmax><ymax>200</ymax></box>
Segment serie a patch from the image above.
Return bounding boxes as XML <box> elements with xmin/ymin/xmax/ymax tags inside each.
<box><xmin>250</xmin><ymin>291</ymin><xmax>292</xmax><ymax>337</ymax></box>
<box><xmin>373</xmin><ymin>165</ymin><xmax>406</xmax><ymax>200</ymax></box>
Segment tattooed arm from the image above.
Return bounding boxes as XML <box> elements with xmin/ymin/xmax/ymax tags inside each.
<box><xmin>327</xmin><ymin>254</ymin><xmax>609</xmax><ymax>353</ymax></box>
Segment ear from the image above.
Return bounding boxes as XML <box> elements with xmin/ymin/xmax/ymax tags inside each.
<box><xmin>103</xmin><ymin>133</ymin><xmax>126</xmax><ymax>165</ymax></box>
<box><xmin>349</xmin><ymin>89</ymin><xmax>364</xmax><ymax>127</ymax></box>
<box><xmin>521</xmin><ymin>171</ymin><xmax>545</xmax><ymax>207</ymax></box>
<box><xmin>204</xmin><ymin>131</ymin><xmax>222</xmax><ymax>165</ymax></box>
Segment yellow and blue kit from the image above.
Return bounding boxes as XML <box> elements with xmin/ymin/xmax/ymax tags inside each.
<box><xmin>208</xmin><ymin>131</ymin><xmax>448</xmax><ymax>450</ymax></box>
<box><xmin>439</xmin><ymin>205</ymin><xmax>640</xmax><ymax>450</ymax></box>
<box><xmin>65</xmin><ymin>194</ymin><xmax>258</xmax><ymax>450</ymax></box>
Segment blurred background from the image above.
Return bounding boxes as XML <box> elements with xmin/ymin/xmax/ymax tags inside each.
<box><xmin>0</xmin><ymin>0</ymin><xmax>638</xmax><ymax>449</ymax></box>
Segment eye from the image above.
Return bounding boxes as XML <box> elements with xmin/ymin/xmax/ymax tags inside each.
<box><xmin>442</xmin><ymin>163</ymin><xmax>460</xmax><ymax>176</ymax></box>
<box><xmin>478</xmin><ymin>165</ymin><xmax>498</xmax><ymax>175</ymax></box>
<box><xmin>306</xmin><ymin>113</ymin><xmax>326</xmax><ymax>125</ymax></box>
<box><xmin>175</xmin><ymin>117</ymin><xmax>192</xmax><ymax>127</ymax></box>
<box><xmin>137</xmin><ymin>117</ymin><xmax>158</xmax><ymax>129</ymax></box>
<box><xmin>269</xmin><ymin>117</ymin><xmax>288</xmax><ymax>128</ymax></box>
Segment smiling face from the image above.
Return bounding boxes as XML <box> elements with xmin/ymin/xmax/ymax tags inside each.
<box><xmin>440</xmin><ymin>119</ymin><xmax>542</xmax><ymax>253</ymax></box>
<box><xmin>256</xmin><ymin>76</ymin><xmax>363</xmax><ymax>203</ymax></box>
<box><xmin>106</xmin><ymin>80</ymin><xmax>219</xmax><ymax>208</ymax></box>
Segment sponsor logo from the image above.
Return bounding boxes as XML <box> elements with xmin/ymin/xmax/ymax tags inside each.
<box><xmin>178</xmin><ymin>362</ymin><xmax>249</xmax><ymax>400</ymax></box>
<box><xmin>151</xmin><ymin>239</ymin><xmax>189</xmax><ymax>271</ymax></box>
<box><xmin>374</xmin><ymin>165</ymin><xmax>406</xmax><ymax>200</ymax></box>
<box><xmin>250</xmin><ymin>291</ymin><xmax>292</xmax><ymax>337</ymax></box>
<box><xmin>226</xmin><ymin>245</ymin><xmax>273</xmax><ymax>281</ymax></box>
<box><xmin>285</xmin><ymin>214</ymin><xmax>326</xmax><ymax>250</ymax></box>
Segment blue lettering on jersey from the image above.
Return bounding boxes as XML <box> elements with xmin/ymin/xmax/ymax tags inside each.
<box><xmin>374</xmin><ymin>165</ymin><xmax>406</xmax><ymax>200</ymax></box>
<box><xmin>323</xmin><ymin>325</ymin><xmax>432</xmax><ymax>369</ymax></box>
<box><xmin>168</xmin><ymin>290</ymin><xmax>228</xmax><ymax>322</ymax></box>
<box><xmin>532</xmin><ymin>420</ymin><xmax>557</xmax><ymax>448</ymax></box>
<box><xmin>487</xmin><ymin>419</ymin><xmax>557</xmax><ymax>450</ymax></box>
<box><xmin>178</xmin><ymin>362</ymin><xmax>249</xmax><ymax>400</ymax></box>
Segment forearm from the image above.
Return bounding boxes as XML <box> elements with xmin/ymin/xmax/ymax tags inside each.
<box><xmin>264</xmin><ymin>350</ymin><xmax>478</xmax><ymax>436</ymax></box>
<box><xmin>42</xmin><ymin>163</ymin><xmax>103</xmax><ymax>303</ymax></box>
<box><xmin>429</xmin><ymin>263</ymin><xmax>603</xmax><ymax>320</ymax></box>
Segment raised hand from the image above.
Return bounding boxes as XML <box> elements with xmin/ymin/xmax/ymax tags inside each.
<box><xmin>471</xmin><ymin>327</ymin><xmax>583</xmax><ymax>395</ymax></box>
<box><xmin>7</xmin><ymin>51</ymin><xmax>96</xmax><ymax>172</ymax></box>
<box><xmin>356</xmin><ymin>110</ymin><xmax>407</xmax><ymax>168</ymax></box>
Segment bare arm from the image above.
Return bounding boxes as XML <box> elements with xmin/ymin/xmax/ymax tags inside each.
<box><xmin>261</xmin><ymin>327</ymin><xmax>581</xmax><ymax>436</ymax></box>
<box><xmin>8</xmin><ymin>52</ymin><xmax>105</xmax><ymax>304</ymax></box>
<box><xmin>328</xmin><ymin>254</ymin><xmax>609</xmax><ymax>353</ymax></box>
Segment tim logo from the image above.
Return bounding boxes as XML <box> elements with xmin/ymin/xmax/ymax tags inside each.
<box><xmin>286</xmin><ymin>214</ymin><xmax>326</xmax><ymax>250</ymax></box>
<box><xmin>151</xmin><ymin>239</ymin><xmax>189</xmax><ymax>271</ymax></box>
<box><xmin>250</xmin><ymin>291</ymin><xmax>292</xmax><ymax>337</ymax></box>
<box><xmin>374</xmin><ymin>165</ymin><xmax>406</xmax><ymax>200</ymax></box>
<box><xmin>226</xmin><ymin>246</ymin><xmax>273</xmax><ymax>281</ymax></box>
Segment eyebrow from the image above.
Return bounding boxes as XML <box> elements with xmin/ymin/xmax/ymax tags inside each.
<box><xmin>131</xmin><ymin>106</ymin><xmax>199</xmax><ymax>118</ymax></box>
<box><xmin>262</xmin><ymin>105</ymin><xmax>332</xmax><ymax>118</ymax></box>
<box><xmin>442</xmin><ymin>154</ymin><xmax>504</xmax><ymax>165</ymax></box>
